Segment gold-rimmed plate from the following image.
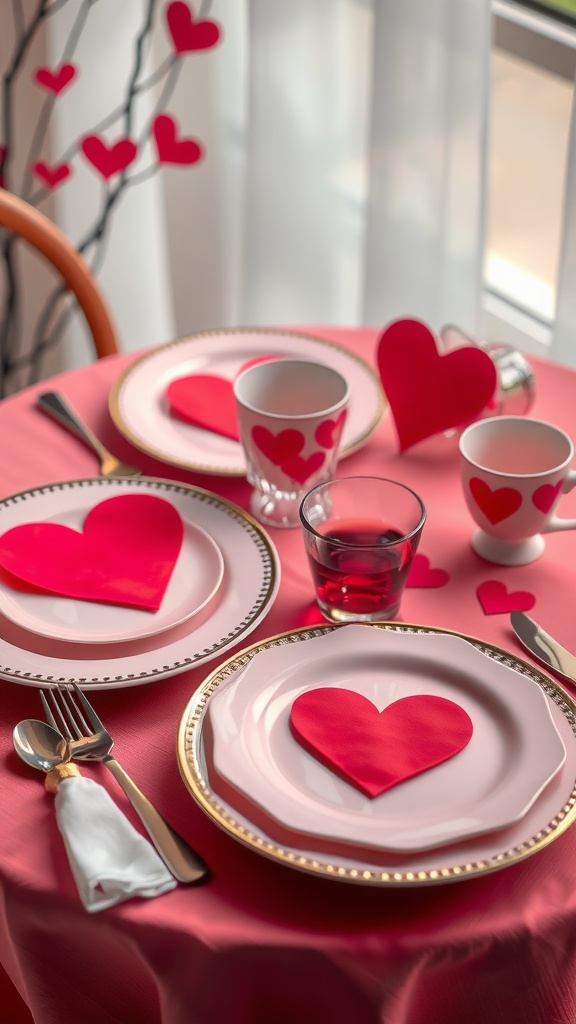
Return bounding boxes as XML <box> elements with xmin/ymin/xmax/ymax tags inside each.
<box><xmin>109</xmin><ymin>328</ymin><xmax>385</xmax><ymax>476</ymax></box>
<box><xmin>177</xmin><ymin>623</ymin><xmax>576</xmax><ymax>886</ymax></box>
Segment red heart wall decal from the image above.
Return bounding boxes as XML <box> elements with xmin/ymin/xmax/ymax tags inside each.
<box><xmin>405</xmin><ymin>553</ymin><xmax>450</xmax><ymax>588</ymax></box>
<box><xmin>81</xmin><ymin>135</ymin><xmax>138</xmax><ymax>180</ymax></box>
<box><xmin>532</xmin><ymin>481</ymin><xmax>563</xmax><ymax>514</ymax></box>
<box><xmin>376</xmin><ymin>319</ymin><xmax>497</xmax><ymax>451</ymax></box>
<box><xmin>166</xmin><ymin>1</ymin><xmax>221</xmax><ymax>54</ymax></box>
<box><xmin>469</xmin><ymin>478</ymin><xmax>522</xmax><ymax>524</ymax></box>
<box><xmin>153</xmin><ymin>114</ymin><xmax>202</xmax><ymax>165</ymax></box>
<box><xmin>476</xmin><ymin>580</ymin><xmax>536</xmax><ymax>615</ymax></box>
<box><xmin>290</xmin><ymin>689</ymin><xmax>473</xmax><ymax>797</ymax></box>
<box><xmin>0</xmin><ymin>494</ymin><xmax>183</xmax><ymax>612</ymax></box>
<box><xmin>167</xmin><ymin>374</ymin><xmax>239</xmax><ymax>440</ymax></box>
<box><xmin>32</xmin><ymin>161</ymin><xmax>71</xmax><ymax>190</ymax></box>
<box><xmin>34</xmin><ymin>64</ymin><xmax>76</xmax><ymax>95</ymax></box>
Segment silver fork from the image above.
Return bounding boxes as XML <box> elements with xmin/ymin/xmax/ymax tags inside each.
<box><xmin>37</xmin><ymin>391</ymin><xmax>142</xmax><ymax>478</ymax></box>
<box><xmin>40</xmin><ymin>682</ymin><xmax>209</xmax><ymax>885</ymax></box>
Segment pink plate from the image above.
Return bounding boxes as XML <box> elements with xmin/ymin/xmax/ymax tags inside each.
<box><xmin>0</xmin><ymin>478</ymin><xmax>280</xmax><ymax>689</ymax></box>
<box><xmin>0</xmin><ymin>491</ymin><xmax>224</xmax><ymax>646</ymax></box>
<box><xmin>109</xmin><ymin>329</ymin><xmax>385</xmax><ymax>476</ymax></box>
<box><xmin>203</xmin><ymin>625</ymin><xmax>566</xmax><ymax>854</ymax></box>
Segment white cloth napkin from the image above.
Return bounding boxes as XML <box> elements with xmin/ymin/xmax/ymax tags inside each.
<box><xmin>54</xmin><ymin>776</ymin><xmax>177</xmax><ymax>912</ymax></box>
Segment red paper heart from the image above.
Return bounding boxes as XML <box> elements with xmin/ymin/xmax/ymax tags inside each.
<box><xmin>314</xmin><ymin>410</ymin><xmax>347</xmax><ymax>450</ymax></box>
<box><xmin>469</xmin><ymin>478</ymin><xmax>523</xmax><ymax>524</ymax></box>
<box><xmin>0</xmin><ymin>494</ymin><xmax>183</xmax><ymax>612</ymax></box>
<box><xmin>280</xmin><ymin>450</ymin><xmax>326</xmax><ymax>485</ymax></box>
<box><xmin>81</xmin><ymin>135</ymin><xmax>137</xmax><ymax>180</ymax></box>
<box><xmin>166</xmin><ymin>1</ymin><xmax>221</xmax><ymax>54</ymax></box>
<box><xmin>32</xmin><ymin>161</ymin><xmax>71</xmax><ymax>189</ymax></box>
<box><xmin>252</xmin><ymin>426</ymin><xmax>304</xmax><ymax>465</ymax></box>
<box><xmin>476</xmin><ymin>580</ymin><xmax>536</xmax><ymax>615</ymax></box>
<box><xmin>377</xmin><ymin>319</ymin><xmax>497</xmax><ymax>451</ymax></box>
<box><xmin>34</xmin><ymin>64</ymin><xmax>76</xmax><ymax>95</ymax></box>
<box><xmin>406</xmin><ymin>554</ymin><xmax>450</xmax><ymax>588</ymax></box>
<box><xmin>167</xmin><ymin>374</ymin><xmax>239</xmax><ymax>440</ymax></box>
<box><xmin>290</xmin><ymin>689</ymin><xmax>473</xmax><ymax>798</ymax></box>
<box><xmin>532</xmin><ymin>481</ymin><xmax>562</xmax><ymax>514</ymax></box>
<box><xmin>153</xmin><ymin>114</ymin><xmax>202</xmax><ymax>165</ymax></box>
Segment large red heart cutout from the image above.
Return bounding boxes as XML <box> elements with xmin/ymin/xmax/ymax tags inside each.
<box><xmin>34</xmin><ymin>64</ymin><xmax>76</xmax><ymax>95</ymax></box>
<box><xmin>166</xmin><ymin>1</ymin><xmax>221</xmax><ymax>54</ymax></box>
<box><xmin>32</xmin><ymin>161</ymin><xmax>71</xmax><ymax>190</ymax></box>
<box><xmin>81</xmin><ymin>135</ymin><xmax>138</xmax><ymax>180</ymax></box>
<box><xmin>469</xmin><ymin>478</ymin><xmax>523</xmax><ymax>524</ymax></box>
<box><xmin>476</xmin><ymin>580</ymin><xmax>536</xmax><ymax>615</ymax></box>
<box><xmin>167</xmin><ymin>374</ymin><xmax>239</xmax><ymax>440</ymax></box>
<box><xmin>0</xmin><ymin>494</ymin><xmax>183</xmax><ymax>612</ymax></box>
<box><xmin>153</xmin><ymin>114</ymin><xmax>202</xmax><ymax>166</ymax></box>
<box><xmin>290</xmin><ymin>689</ymin><xmax>473</xmax><ymax>798</ymax></box>
<box><xmin>377</xmin><ymin>319</ymin><xmax>497</xmax><ymax>451</ymax></box>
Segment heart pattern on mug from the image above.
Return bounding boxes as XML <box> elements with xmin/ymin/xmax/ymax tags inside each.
<box><xmin>469</xmin><ymin>478</ymin><xmax>523</xmax><ymax>524</ymax></box>
<box><xmin>314</xmin><ymin>410</ymin><xmax>347</xmax><ymax>450</ymax></box>
<box><xmin>532</xmin><ymin>481</ymin><xmax>563</xmax><ymax>514</ymax></box>
<box><xmin>280</xmin><ymin>451</ymin><xmax>326</xmax><ymax>485</ymax></box>
<box><xmin>289</xmin><ymin>688</ymin><xmax>474</xmax><ymax>798</ymax></box>
<box><xmin>251</xmin><ymin>426</ymin><xmax>327</xmax><ymax>485</ymax></box>
<box><xmin>476</xmin><ymin>580</ymin><xmax>536</xmax><ymax>615</ymax></box>
<box><xmin>0</xmin><ymin>494</ymin><xmax>183</xmax><ymax>612</ymax></box>
<box><xmin>376</xmin><ymin>318</ymin><xmax>497</xmax><ymax>450</ymax></box>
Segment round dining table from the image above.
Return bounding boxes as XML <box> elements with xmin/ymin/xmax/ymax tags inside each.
<box><xmin>2</xmin><ymin>326</ymin><xmax>576</xmax><ymax>1024</ymax></box>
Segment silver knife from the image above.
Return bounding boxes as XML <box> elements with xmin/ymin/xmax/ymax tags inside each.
<box><xmin>510</xmin><ymin>611</ymin><xmax>576</xmax><ymax>685</ymax></box>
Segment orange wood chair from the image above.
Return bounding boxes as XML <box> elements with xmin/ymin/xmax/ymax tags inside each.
<box><xmin>0</xmin><ymin>188</ymin><xmax>119</xmax><ymax>361</ymax></box>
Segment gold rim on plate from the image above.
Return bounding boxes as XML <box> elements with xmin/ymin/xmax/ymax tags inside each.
<box><xmin>109</xmin><ymin>327</ymin><xmax>386</xmax><ymax>476</ymax></box>
<box><xmin>177</xmin><ymin>622</ymin><xmax>576</xmax><ymax>886</ymax></box>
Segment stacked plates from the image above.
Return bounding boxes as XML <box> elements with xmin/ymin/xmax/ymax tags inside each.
<box><xmin>178</xmin><ymin>624</ymin><xmax>576</xmax><ymax>886</ymax></box>
<box><xmin>0</xmin><ymin>478</ymin><xmax>280</xmax><ymax>689</ymax></box>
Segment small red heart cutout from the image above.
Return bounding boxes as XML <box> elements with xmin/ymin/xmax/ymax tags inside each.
<box><xmin>153</xmin><ymin>114</ymin><xmax>202</xmax><ymax>166</ymax></box>
<box><xmin>469</xmin><ymin>478</ymin><xmax>523</xmax><ymax>524</ymax></box>
<box><xmin>0</xmin><ymin>494</ymin><xmax>183</xmax><ymax>612</ymax></box>
<box><xmin>377</xmin><ymin>319</ymin><xmax>497</xmax><ymax>450</ymax></box>
<box><xmin>167</xmin><ymin>374</ymin><xmax>239</xmax><ymax>440</ymax></box>
<box><xmin>314</xmin><ymin>410</ymin><xmax>347</xmax><ymax>450</ymax></box>
<box><xmin>406</xmin><ymin>554</ymin><xmax>450</xmax><ymax>588</ymax></box>
<box><xmin>81</xmin><ymin>135</ymin><xmax>138</xmax><ymax>180</ymax></box>
<box><xmin>532</xmin><ymin>481</ymin><xmax>563</xmax><ymax>514</ymax></box>
<box><xmin>290</xmin><ymin>689</ymin><xmax>473</xmax><ymax>797</ymax></box>
<box><xmin>32</xmin><ymin>161</ymin><xmax>71</xmax><ymax>190</ymax></box>
<box><xmin>34</xmin><ymin>64</ymin><xmax>76</xmax><ymax>95</ymax></box>
<box><xmin>252</xmin><ymin>426</ymin><xmax>304</xmax><ymax>465</ymax></box>
<box><xmin>166</xmin><ymin>1</ymin><xmax>221</xmax><ymax>54</ymax></box>
<box><xmin>280</xmin><ymin>450</ymin><xmax>326</xmax><ymax>485</ymax></box>
<box><xmin>476</xmin><ymin>580</ymin><xmax>536</xmax><ymax>615</ymax></box>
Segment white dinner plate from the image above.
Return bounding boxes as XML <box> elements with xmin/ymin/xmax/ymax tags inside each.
<box><xmin>109</xmin><ymin>328</ymin><xmax>385</xmax><ymax>476</ymax></box>
<box><xmin>0</xmin><ymin>499</ymin><xmax>224</xmax><ymax>646</ymax></box>
<box><xmin>203</xmin><ymin>626</ymin><xmax>566</xmax><ymax>854</ymax></box>
<box><xmin>0</xmin><ymin>478</ymin><xmax>280</xmax><ymax>689</ymax></box>
<box><xmin>177</xmin><ymin>623</ymin><xmax>576</xmax><ymax>886</ymax></box>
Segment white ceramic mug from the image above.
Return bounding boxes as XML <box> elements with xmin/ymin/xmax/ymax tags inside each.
<box><xmin>459</xmin><ymin>416</ymin><xmax>576</xmax><ymax>565</ymax></box>
<box><xmin>233</xmin><ymin>359</ymin><xmax>349</xmax><ymax>528</ymax></box>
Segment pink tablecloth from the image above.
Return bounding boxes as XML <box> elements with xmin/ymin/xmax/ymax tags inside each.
<box><xmin>2</xmin><ymin>327</ymin><xmax>576</xmax><ymax>1024</ymax></box>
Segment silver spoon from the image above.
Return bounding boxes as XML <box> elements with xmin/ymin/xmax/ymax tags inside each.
<box><xmin>13</xmin><ymin>719</ymin><xmax>71</xmax><ymax>772</ymax></box>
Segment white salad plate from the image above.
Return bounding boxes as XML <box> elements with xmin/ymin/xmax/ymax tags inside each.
<box><xmin>0</xmin><ymin>478</ymin><xmax>279</xmax><ymax>689</ymax></box>
<box><xmin>109</xmin><ymin>328</ymin><xmax>385</xmax><ymax>476</ymax></box>
<box><xmin>178</xmin><ymin>624</ymin><xmax>576</xmax><ymax>886</ymax></box>
<box><xmin>0</xmin><ymin>502</ymin><xmax>224</xmax><ymax>646</ymax></box>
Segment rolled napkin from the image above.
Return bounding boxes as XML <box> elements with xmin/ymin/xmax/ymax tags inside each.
<box><xmin>53</xmin><ymin>775</ymin><xmax>177</xmax><ymax>912</ymax></box>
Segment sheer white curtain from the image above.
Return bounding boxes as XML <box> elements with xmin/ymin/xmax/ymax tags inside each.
<box><xmin>0</xmin><ymin>0</ymin><xmax>491</xmax><ymax>385</ymax></box>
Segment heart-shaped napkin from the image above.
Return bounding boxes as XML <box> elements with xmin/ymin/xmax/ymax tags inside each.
<box><xmin>290</xmin><ymin>688</ymin><xmax>473</xmax><ymax>797</ymax></box>
<box><xmin>54</xmin><ymin>776</ymin><xmax>176</xmax><ymax>912</ymax></box>
<box><xmin>0</xmin><ymin>494</ymin><xmax>183</xmax><ymax>611</ymax></box>
<box><xmin>165</xmin><ymin>356</ymin><xmax>280</xmax><ymax>439</ymax></box>
<box><xmin>377</xmin><ymin>318</ymin><xmax>497</xmax><ymax>450</ymax></box>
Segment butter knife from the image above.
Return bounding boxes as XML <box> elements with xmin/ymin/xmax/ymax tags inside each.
<box><xmin>510</xmin><ymin>611</ymin><xmax>576</xmax><ymax>685</ymax></box>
